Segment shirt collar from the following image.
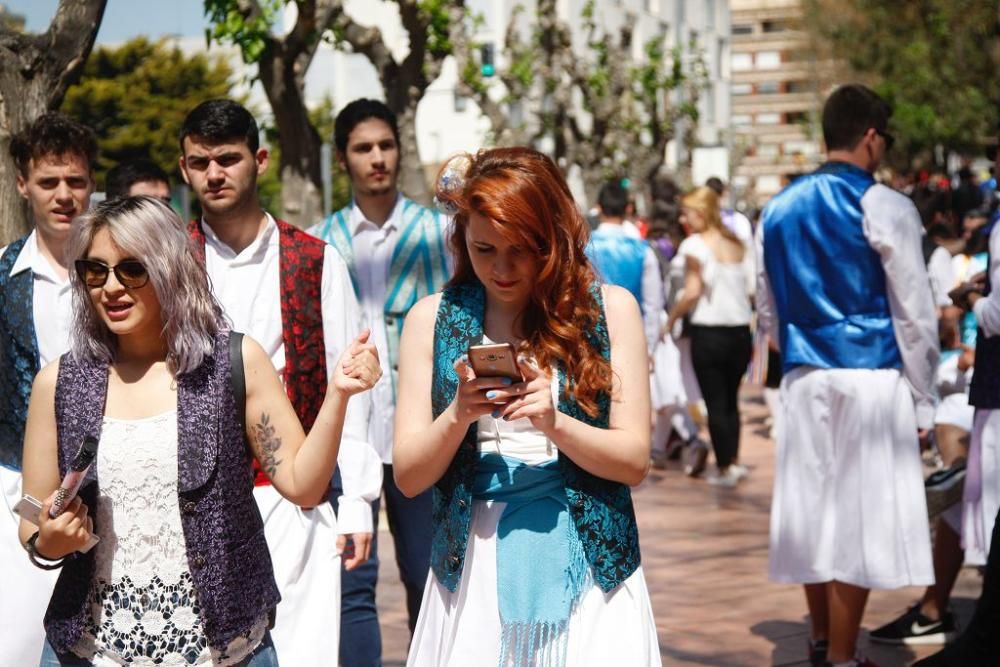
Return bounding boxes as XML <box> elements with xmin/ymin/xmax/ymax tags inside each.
<box><xmin>596</xmin><ymin>222</ymin><xmax>628</xmax><ymax>234</ymax></box>
<box><xmin>10</xmin><ymin>231</ymin><xmax>68</xmax><ymax>285</ymax></box>
<box><xmin>200</xmin><ymin>213</ymin><xmax>278</xmax><ymax>262</ymax></box>
<box><xmin>348</xmin><ymin>193</ymin><xmax>404</xmax><ymax>237</ymax></box>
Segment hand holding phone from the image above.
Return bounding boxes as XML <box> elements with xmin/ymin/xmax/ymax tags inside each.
<box><xmin>15</xmin><ymin>435</ymin><xmax>101</xmax><ymax>555</ymax></box>
<box><xmin>17</xmin><ymin>493</ymin><xmax>99</xmax><ymax>556</ymax></box>
<box><xmin>450</xmin><ymin>344</ymin><xmax>522</xmax><ymax>425</ymax></box>
<box><xmin>949</xmin><ymin>281</ymin><xmax>982</xmax><ymax>310</ymax></box>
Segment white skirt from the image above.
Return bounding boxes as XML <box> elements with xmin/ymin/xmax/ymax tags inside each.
<box><xmin>935</xmin><ymin>392</ymin><xmax>975</xmax><ymax>431</ymax></box>
<box><xmin>0</xmin><ymin>466</ymin><xmax>58</xmax><ymax>667</ymax></box>
<box><xmin>769</xmin><ymin>367</ymin><xmax>934</xmax><ymax>589</ymax></box>
<box><xmin>254</xmin><ymin>485</ymin><xmax>341</xmax><ymax>666</ymax></box>
<box><xmin>408</xmin><ymin>500</ymin><xmax>661</xmax><ymax>667</ymax></box>
<box><xmin>961</xmin><ymin>409</ymin><xmax>1000</xmax><ymax>565</ymax></box>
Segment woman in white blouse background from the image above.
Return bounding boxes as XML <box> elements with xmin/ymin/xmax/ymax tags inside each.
<box><xmin>666</xmin><ymin>186</ymin><xmax>755</xmax><ymax>487</ymax></box>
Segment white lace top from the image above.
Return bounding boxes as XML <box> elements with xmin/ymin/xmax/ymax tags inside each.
<box><xmin>72</xmin><ymin>411</ymin><xmax>266</xmax><ymax>665</ymax></box>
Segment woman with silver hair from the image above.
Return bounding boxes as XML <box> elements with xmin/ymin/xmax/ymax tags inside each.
<box><xmin>18</xmin><ymin>196</ymin><xmax>381</xmax><ymax>666</ymax></box>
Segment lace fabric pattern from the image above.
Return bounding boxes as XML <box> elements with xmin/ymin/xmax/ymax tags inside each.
<box><xmin>73</xmin><ymin>411</ymin><xmax>265</xmax><ymax>666</ymax></box>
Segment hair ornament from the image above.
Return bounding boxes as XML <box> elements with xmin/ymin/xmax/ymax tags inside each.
<box><xmin>434</xmin><ymin>153</ymin><xmax>472</xmax><ymax>215</ymax></box>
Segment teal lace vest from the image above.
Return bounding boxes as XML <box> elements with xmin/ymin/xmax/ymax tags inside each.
<box><xmin>429</xmin><ymin>282</ymin><xmax>641</xmax><ymax>593</ymax></box>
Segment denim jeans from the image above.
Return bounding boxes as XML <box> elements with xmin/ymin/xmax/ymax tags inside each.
<box><xmin>332</xmin><ymin>463</ymin><xmax>433</xmax><ymax>667</ymax></box>
<box><xmin>40</xmin><ymin>632</ymin><xmax>279</xmax><ymax>666</ymax></box>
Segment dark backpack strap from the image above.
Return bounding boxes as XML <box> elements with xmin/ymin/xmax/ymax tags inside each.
<box><xmin>229</xmin><ymin>331</ymin><xmax>246</xmax><ymax>437</ymax></box>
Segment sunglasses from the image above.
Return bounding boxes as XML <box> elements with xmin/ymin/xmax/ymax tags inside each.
<box><xmin>74</xmin><ymin>259</ymin><xmax>150</xmax><ymax>289</ymax></box>
<box><xmin>875</xmin><ymin>128</ymin><xmax>895</xmax><ymax>151</ymax></box>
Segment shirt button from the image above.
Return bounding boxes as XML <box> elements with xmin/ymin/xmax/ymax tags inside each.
<box><xmin>448</xmin><ymin>555</ymin><xmax>460</xmax><ymax>570</ymax></box>
<box><xmin>192</xmin><ymin>554</ymin><xmax>207</xmax><ymax>569</ymax></box>
<box><xmin>182</xmin><ymin>501</ymin><xmax>197</xmax><ymax>514</ymax></box>
<box><xmin>457</xmin><ymin>499</ymin><xmax>467</xmax><ymax>509</ymax></box>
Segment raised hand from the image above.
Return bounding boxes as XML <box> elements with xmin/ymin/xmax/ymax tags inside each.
<box><xmin>334</xmin><ymin>329</ymin><xmax>383</xmax><ymax>396</ymax></box>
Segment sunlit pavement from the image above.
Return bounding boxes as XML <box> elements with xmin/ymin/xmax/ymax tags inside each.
<box><xmin>375</xmin><ymin>385</ymin><xmax>982</xmax><ymax>666</ymax></box>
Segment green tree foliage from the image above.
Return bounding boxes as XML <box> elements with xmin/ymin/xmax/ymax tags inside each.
<box><xmin>204</xmin><ymin>0</ymin><xmax>460</xmax><ymax>224</ymax></box>
<box><xmin>804</xmin><ymin>0</ymin><xmax>1000</xmax><ymax>163</ymax></box>
<box><xmin>61</xmin><ymin>37</ymin><xmax>235</xmax><ymax>191</ymax></box>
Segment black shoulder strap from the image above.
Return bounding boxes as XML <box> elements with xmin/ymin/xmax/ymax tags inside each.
<box><xmin>229</xmin><ymin>331</ymin><xmax>246</xmax><ymax>436</ymax></box>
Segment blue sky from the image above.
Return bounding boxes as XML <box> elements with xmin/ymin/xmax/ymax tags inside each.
<box><xmin>7</xmin><ymin>0</ymin><xmax>211</xmax><ymax>44</ymax></box>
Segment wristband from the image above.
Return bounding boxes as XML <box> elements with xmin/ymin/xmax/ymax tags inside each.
<box><xmin>25</xmin><ymin>531</ymin><xmax>67</xmax><ymax>570</ymax></box>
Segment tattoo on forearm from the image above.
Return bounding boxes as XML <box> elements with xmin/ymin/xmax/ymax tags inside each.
<box><xmin>253</xmin><ymin>413</ymin><xmax>283</xmax><ymax>479</ymax></box>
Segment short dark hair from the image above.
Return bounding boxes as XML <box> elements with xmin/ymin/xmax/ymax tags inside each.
<box><xmin>705</xmin><ymin>177</ymin><xmax>725</xmax><ymax>196</ymax></box>
<box><xmin>597</xmin><ymin>181</ymin><xmax>628</xmax><ymax>217</ymax></box>
<box><xmin>822</xmin><ymin>84</ymin><xmax>892</xmax><ymax>152</ymax></box>
<box><xmin>179</xmin><ymin>99</ymin><xmax>259</xmax><ymax>153</ymax></box>
<box><xmin>105</xmin><ymin>159</ymin><xmax>170</xmax><ymax>200</ymax></box>
<box><xmin>334</xmin><ymin>98</ymin><xmax>400</xmax><ymax>154</ymax></box>
<box><xmin>9</xmin><ymin>112</ymin><xmax>97</xmax><ymax>177</ymax></box>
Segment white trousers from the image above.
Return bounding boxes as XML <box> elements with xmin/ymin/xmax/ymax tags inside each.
<box><xmin>961</xmin><ymin>409</ymin><xmax>1000</xmax><ymax>566</ymax></box>
<box><xmin>254</xmin><ymin>485</ymin><xmax>341</xmax><ymax>666</ymax></box>
<box><xmin>0</xmin><ymin>466</ymin><xmax>58</xmax><ymax>666</ymax></box>
<box><xmin>769</xmin><ymin>367</ymin><xmax>934</xmax><ymax>589</ymax></box>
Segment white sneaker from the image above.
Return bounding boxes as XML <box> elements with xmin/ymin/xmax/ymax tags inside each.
<box><xmin>731</xmin><ymin>464</ymin><xmax>750</xmax><ymax>481</ymax></box>
<box><xmin>707</xmin><ymin>467</ymin><xmax>741</xmax><ymax>488</ymax></box>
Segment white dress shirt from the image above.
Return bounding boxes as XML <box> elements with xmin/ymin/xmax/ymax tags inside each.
<box><xmin>346</xmin><ymin>197</ymin><xmax>403</xmax><ymax>464</ymax></box>
<box><xmin>4</xmin><ymin>231</ymin><xmax>73</xmax><ymax>365</ymax></box>
<box><xmin>927</xmin><ymin>244</ymin><xmax>955</xmax><ymax>308</ymax></box>
<box><xmin>756</xmin><ymin>183</ymin><xmax>939</xmax><ymax>428</ymax></box>
<box><xmin>200</xmin><ymin>214</ymin><xmax>382</xmax><ymax>534</ymax></box>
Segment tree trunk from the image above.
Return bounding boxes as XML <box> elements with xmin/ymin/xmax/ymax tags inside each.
<box><xmin>258</xmin><ymin>44</ymin><xmax>324</xmax><ymax>228</ymax></box>
<box><xmin>0</xmin><ymin>0</ymin><xmax>107</xmax><ymax>246</ymax></box>
<box><xmin>396</xmin><ymin>104</ymin><xmax>430</xmax><ymax>205</ymax></box>
<box><xmin>280</xmin><ymin>165</ymin><xmax>323</xmax><ymax>227</ymax></box>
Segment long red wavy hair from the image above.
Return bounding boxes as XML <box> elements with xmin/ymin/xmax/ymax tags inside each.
<box><xmin>436</xmin><ymin>147</ymin><xmax>613</xmax><ymax>417</ymax></box>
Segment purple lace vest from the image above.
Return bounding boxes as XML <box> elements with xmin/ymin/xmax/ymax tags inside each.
<box><xmin>45</xmin><ymin>331</ymin><xmax>280</xmax><ymax>654</ymax></box>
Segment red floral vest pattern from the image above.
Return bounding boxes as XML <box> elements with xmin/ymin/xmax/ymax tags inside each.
<box><xmin>188</xmin><ymin>219</ymin><xmax>328</xmax><ymax>484</ymax></box>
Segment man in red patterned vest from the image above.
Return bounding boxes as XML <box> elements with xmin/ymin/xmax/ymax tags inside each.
<box><xmin>178</xmin><ymin>99</ymin><xmax>382</xmax><ymax>664</ymax></box>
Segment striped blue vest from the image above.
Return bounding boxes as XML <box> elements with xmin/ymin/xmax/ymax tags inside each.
<box><xmin>0</xmin><ymin>236</ymin><xmax>39</xmax><ymax>471</ymax></box>
<box><xmin>310</xmin><ymin>197</ymin><xmax>450</xmax><ymax>395</ymax></box>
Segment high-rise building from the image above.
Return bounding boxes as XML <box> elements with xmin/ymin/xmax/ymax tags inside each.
<box><xmin>729</xmin><ymin>0</ymin><xmax>831</xmax><ymax>205</ymax></box>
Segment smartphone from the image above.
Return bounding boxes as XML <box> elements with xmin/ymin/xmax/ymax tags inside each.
<box><xmin>13</xmin><ymin>494</ymin><xmax>43</xmax><ymax>524</ymax></box>
<box><xmin>468</xmin><ymin>342</ymin><xmax>523</xmax><ymax>381</ymax></box>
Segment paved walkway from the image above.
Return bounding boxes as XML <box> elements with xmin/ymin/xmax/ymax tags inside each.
<box><xmin>375</xmin><ymin>387</ymin><xmax>983</xmax><ymax>666</ymax></box>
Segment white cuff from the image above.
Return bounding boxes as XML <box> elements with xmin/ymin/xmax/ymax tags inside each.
<box><xmin>335</xmin><ymin>496</ymin><xmax>375</xmax><ymax>535</ymax></box>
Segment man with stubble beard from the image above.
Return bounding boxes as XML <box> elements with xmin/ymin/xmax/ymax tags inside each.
<box><xmin>310</xmin><ymin>98</ymin><xmax>451</xmax><ymax>667</ymax></box>
<box><xmin>178</xmin><ymin>99</ymin><xmax>382</xmax><ymax>665</ymax></box>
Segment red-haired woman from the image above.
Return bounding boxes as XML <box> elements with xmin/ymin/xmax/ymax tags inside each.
<box><xmin>393</xmin><ymin>148</ymin><xmax>659</xmax><ymax>666</ymax></box>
